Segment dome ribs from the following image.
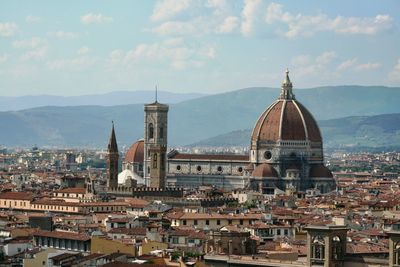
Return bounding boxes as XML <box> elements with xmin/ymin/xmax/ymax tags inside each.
<box><xmin>296</xmin><ymin>102</ymin><xmax>322</xmax><ymax>142</ymax></box>
<box><xmin>280</xmin><ymin>101</ymin><xmax>306</xmax><ymax>140</ymax></box>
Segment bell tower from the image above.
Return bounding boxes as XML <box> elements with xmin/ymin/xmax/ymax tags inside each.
<box><xmin>143</xmin><ymin>95</ymin><xmax>169</xmax><ymax>188</ymax></box>
<box><xmin>107</xmin><ymin>122</ymin><xmax>119</xmax><ymax>189</ymax></box>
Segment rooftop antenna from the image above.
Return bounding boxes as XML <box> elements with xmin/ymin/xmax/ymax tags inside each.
<box><xmin>155</xmin><ymin>85</ymin><xmax>158</xmax><ymax>103</ymax></box>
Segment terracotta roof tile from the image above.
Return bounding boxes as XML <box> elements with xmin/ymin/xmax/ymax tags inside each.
<box><xmin>33</xmin><ymin>230</ymin><xmax>90</xmax><ymax>241</ymax></box>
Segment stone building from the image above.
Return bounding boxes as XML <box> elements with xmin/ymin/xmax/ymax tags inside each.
<box><xmin>143</xmin><ymin>100</ymin><xmax>169</xmax><ymax>189</ymax></box>
<box><xmin>248</xmin><ymin>70</ymin><xmax>335</xmax><ymax>193</ymax></box>
<box><xmin>107</xmin><ymin>122</ymin><xmax>119</xmax><ymax>189</ymax></box>
<box><xmin>116</xmin><ymin>70</ymin><xmax>335</xmax><ymax>193</ymax></box>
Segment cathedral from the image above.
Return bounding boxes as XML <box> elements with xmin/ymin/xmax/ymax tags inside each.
<box><xmin>108</xmin><ymin>70</ymin><xmax>335</xmax><ymax>194</ymax></box>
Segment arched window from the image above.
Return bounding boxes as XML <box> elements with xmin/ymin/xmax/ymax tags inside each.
<box><xmin>159</xmin><ymin>126</ymin><xmax>164</xmax><ymax>139</ymax></box>
<box><xmin>394</xmin><ymin>241</ymin><xmax>400</xmax><ymax>265</ymax></box>
<box><xmin>332</xmin><ymin>236</ymin><xmax>342</xmax><ymax>260</ymax></box>
<box><xmin>311</xmin><ymin>235</ymin><xmax>325</xmax><ymax>263</ymax></box>
<box><xmin>149</xmin><ymin>123</ymin><xmax>154</xmax><ymax>139</ymax></box>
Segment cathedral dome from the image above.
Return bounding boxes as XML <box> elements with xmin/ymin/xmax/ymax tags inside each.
<box><xmin>309</xmin><ymin>164</ymin><xmax>333</xmax><ymax>178</ymax></box>
<box><xmin>252</xmin><ymin>163</ymin><xmax>278</xmax><ymax>178</ymax></box>
<box><xmin>124</xmin><ymin>139</ymin><xmax>144</xmax><ymax>163</ymax></box>
<box><xmin>251</xmin><ymin>70</ymin><xmax>322</xmax><ymax>146</ymax></box>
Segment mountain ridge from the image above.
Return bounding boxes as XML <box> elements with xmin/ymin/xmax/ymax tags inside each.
<box><xmin>0</xmin><ymin>85</ymin><xmax>399</xmax><ymax>148</ymax></box>
<box><xmin>0</xmin><ymin>90</ymin><xmax>206</xmax><ymax>111</ymax></box>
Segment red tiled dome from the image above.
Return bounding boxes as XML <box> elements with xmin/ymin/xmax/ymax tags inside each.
<box><xmin>252</xmin><ymin>163</ymin><xmax>278</xmax><ymax>178</ymax></box>
<box><xmin>251</xmin><ymin>100</ymin><xmax>322</xmax><ymax>144</ymax></box>
<box><xmin>309</xmin><ymin>164</ymin><xmax>333</xmax><ymax>178</ymax></box>
<box><xmin>251</xmin><ymin>70</ymin><xmax>322</xmax><ymax>146</ymax></box>
<box><xmin>124</xmin><ymin>139</ymin><xmax>144</xmax><ymax>163</ymax></box>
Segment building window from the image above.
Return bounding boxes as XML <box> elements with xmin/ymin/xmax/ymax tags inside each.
<box><xmin>277</xmin><ymin>229</ymin><xmax>281</xmax><ymax>235</ymax></box>
<box><xmin>197</xmin><ymin>166</ymin><xmax>202</xmax><ymax>172</ymax></box>
<box><xmin>264</xmin><ymin>151</ymin><xmax>272</xmax><ymax>160</ymax></box>
<box><xmin>228</xmin><ymin>219</ymin><xmax>232</xmax><ymax>224</ymax></box>
<box><xmin>183</xmin><ymin>220</ymin><xmax>187</xmax><ymax>226</ymax></box>
<box><xmin>238</xmin><ymin>167</ymin><xmax>243</xmax><ymax>173</ymax></box>
<box><xmin>194</xmin><ymin>220</ymin><xmax>198</xmax><ymax>225</ymax></box>
<box><xmin>332</xmin><ymin>236</ymin><xmax>343</xmax><ymax>260</ymax></box>
<box><xmin>311</xmin><ymin>235</ymin><xmax>325</xmax><ymax>262</ymax></box>
<box><xmin>206</xmin><ymin>220</ymin><xmax>209</xmax><ymax>225</ymax></box>
<box><xmin>217</xmin><ymin>166</ymin><xmax>222</xmax><ymax>172</ymax></box>
<box><xmin>149</xmin><ymin>123</ymin><xmax>154</xmax><ymax>139</ymax></box>
<box><xmin>217</xmin><ymin>220</ymin><xmax>220</xmax><ymax>225</ymax></box>
<box><xmin>176</xmin><ymin>165</ymin><xmax>181</xmax><ymax>171</ymax></box>
<box><xmin>240</xmin><ymin>219</ymin><xmax>243</xmax><ymax>225</ymax></box>
<box><xmin>284</xmin><ymin>229</ymin><xmax>288</xmax><ymax>236</ymax></box>
<box><xmin>159</xmin><ymin>127</ymin><xmax>164</xmax><ymax>139</ymax></box>
<box><xmin>153</xmin><ymin>154</ymin><xmax>157</xmax><ymax>168</ymax></box>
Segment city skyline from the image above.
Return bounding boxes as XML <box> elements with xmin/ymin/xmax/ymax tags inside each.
<box><xmin>0</xmin><ymin>0</ymin><xmax>399</xmax><ymax>96</ymax></box>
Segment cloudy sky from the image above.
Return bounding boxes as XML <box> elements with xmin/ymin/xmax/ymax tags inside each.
<box><xmin>0</xmin><ymin>0</ymin><xmax>399</xmax><ymax>96</ymax></box>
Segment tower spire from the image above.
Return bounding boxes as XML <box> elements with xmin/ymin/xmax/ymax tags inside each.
<box><xmin>155</xmin><ymin>85</ymin><xmax>158</xmax><ymax>103</ymax></box>
<box><xmin>279</xmin><ymin>68</ymin><xmax>295</xmax><ymax>100</ymax></box>
<box><xmin>108</xmin><ymin>121</ymin><xmax>118</xmax><ymax>152</ymax></box>
<box><xmin>107</xmin><ymin>121</ymin><xmax>119</xmax><ymax>189</ymax></box>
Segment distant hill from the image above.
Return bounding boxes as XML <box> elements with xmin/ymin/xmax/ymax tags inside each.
<box><xmin>0</xmin><ymin>85</ymin><xmax>400</xmax><ymax>148</ymax></box>
<box><xmin>0</xmin><ymin>90</ymin><xmax>206</xmax><ymax>111</ymax></box>
<box><xmin>190</xmin><ymin>113</ymin><xmax>400</xmax><ymax>150</ymax></box>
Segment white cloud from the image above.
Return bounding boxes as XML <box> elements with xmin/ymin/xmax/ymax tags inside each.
<box><xmin>151</xmin><ymin>0</ymin><xmax>192</xmax><ymax>21</ymax></box>
<box><xmin>147</xmin><ymin>1</ymin><xmax>239</xmax><ymax>37</ymax></box>
<box><xmin>109</xmin><ymin>49</ymin><xmax>125</xmax><ymax>64</ymax></box>
<box><xmin>20</xmin><ymin>46</ymin><xmax>48</xmax><ymax>61</ymax></box>
<box><xmin>81</xmin><ymin>13</ymin><xmax>113</xmax><ymax>24</ymax></box>
<box><xmin>12</xmin><ymin>37</ymin><xmax>48</xmax><ymax>61</ymax></box>
<box><xmin>13</xmin><ymin>37</ymin><xmax>46</xmax><ymax>49</ymax></box>
<box><xmin>217</xmin><ymin>16</ymin><xmax>238</xmax><ymax>33</ymax></box>
<box><xmin>0</xmin><ymin>54</ymin><xmax>8</xmax><ymax>63</ymax></box>
<box><xmin>206</xmin><ymin>0</ymin><xmax>227</xmax><ymax>9</ymax></box>
<box><xmin>110</xmin><ymin>40</ymin><xmax>214</xmax><ymax>70</ymax></box>
<box><xmin>47</xmin><ymin>57</ymin><xmax>96</xmax><ymax>71</ymax></box>
<box><xmin>206</xmin><ymin>0</ymin><xmax>232</xmax><ymax>17</ymax></box>
<box><xmin>163</xmin><ymin>37</ymin><xmax>184</xmax><ymax>46</ymax></box>
<box><xmin>48</xmin><ymin>31</ymin><xmax>78</xmax><ymax>39</ymax></box>
<box><xmin>291</xmin><ymin>54</ymin><xmax>311</xmax><ymax>66</ymax></box>
<box><xmin>333</xmin><ymin>14</ymin><xmax>392</xmax><ymax>35</ymax></box>
<box><xmin>78</xmin><ymin>46</ymin><xmax>90</xmax><ymax>55</ymax></box>
<box><xmin>150</xmin><ymin>21</ymin><xmax>197</xmax><ymax>35</ymax></box>
<box><xmin>265</xmin><ymin>2</ymin><xmax>393</xmax><ymax>38</ymax></box>
<box><xmin>388</xmin><ymin>59</ymin><xmax>400</xmax><ymax>83</ymax></box>
<box><xmin>241</xmin><ymin>0</ymin><xmax>262</xmax><ymax>36</ymax></box>
<box><xmin>205</xmin><ymin>47</ymin><xmax>216</xmax><ymax>59</ymax></box>
<box><xmin>26</xmin><ymin>15</ymin><xmax>41</xmax><ymax>24</ymax></box>
<box><xmin>316</xmin><ymin>51</ymin><xmax>336</xmax><ymax>65</ymax></box>
<box><xmin>290</xmin><ymin>51</ymin><xmax>339</xmax><ymax>81</ymax></box>
<box><xmin>354</xmin><ymin>62</ymin><xmax>381</xmax><ymax>71</ymax></box>
<box><xmin>336</xmin><ymin>58</ymin><xmax>381</xmax><ymax>72</ymax></box>
<box><xmin>337</xmin><ymin>58</ymin><xmax>358</xmax><ymax>71</ymax></box>
<box><xmin>0</xmin><ymin>22</ymin><xmax>18</xmax><ymax>37</ymax></box>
